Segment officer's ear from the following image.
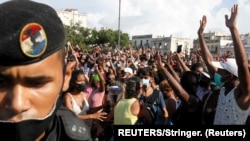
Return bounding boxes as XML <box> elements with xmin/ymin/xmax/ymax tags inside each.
<box><xmin>62</xmin><ymin>61</ymin><xmax>76</xmax><ymax>92</ymax></box>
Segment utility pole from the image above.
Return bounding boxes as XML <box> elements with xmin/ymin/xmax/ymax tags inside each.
<box><xmin>118</xmin><ymin>0</ymin><xmax>121</xmax><ymax>49</ymax></box>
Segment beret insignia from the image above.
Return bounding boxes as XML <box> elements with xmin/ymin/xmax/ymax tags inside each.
<box><xmin>19</xmin><ymin>23</ymin><xmax>47</xmax><ymax>58</ymax></box>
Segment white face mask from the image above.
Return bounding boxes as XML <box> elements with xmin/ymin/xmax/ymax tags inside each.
<box><xmin>142</xmin><ymin>78</ymin><xmax>150</xmax><ymax>87</ymax></box>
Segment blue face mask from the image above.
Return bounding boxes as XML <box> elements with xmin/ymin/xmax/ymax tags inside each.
<box><xmin>214</xmin><ymin>73</ymin><xmax>224</xmax><ymax>87</ymax></box>
<box><xmin>142</xmin><ymin>79</ymin><xmax>150</xmax><ymax>87</ymax></box>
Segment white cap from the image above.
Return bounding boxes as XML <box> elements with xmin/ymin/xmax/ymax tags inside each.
<box><xmin>124</xmin><ymin>67</ymin><xmax>133</xmax><ymax>75</ymax></box>
<box><xmin>212</xmin><ymin>58</ymin><xmax>238</xmax><ymax>77</ymax></box>
<box><xmin>201</xmin><ymin>71</ymin><xmax>210</xmax><ymax>79</ymax></box>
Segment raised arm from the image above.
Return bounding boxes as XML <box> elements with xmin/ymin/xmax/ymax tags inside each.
<box><xmin>197</xmin><ymin>15</ymin><xmax>218</xmax><ymax>76</ymax></box>
<box><xmin>95</xmin><ymin>65</ymin><xmax>106</xmax><ymax>93</ymax></box>
<box><xmin>174</xmin><ymin>53</ymin><xmax>190</xmax><ymax>72</ymax></box>
<box><xmin>157</xmin><ymin>54</ymin><xmax>199</xmax><ymax>111</ymax></box>
<box><xmin>225</xmin><ymin>4</ymin><xmax>250</xmax><ymax>104</ymax></box>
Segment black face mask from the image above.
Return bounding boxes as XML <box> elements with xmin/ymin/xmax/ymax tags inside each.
<box><xmin>196</xmin><ymin>73</ymin><xmax>202</xmax><ymax>85</ymax></box>
<box><xmin>199</xmin><ymin>78</ymin><xmax>210</xmax><ymax>88</ymax></box>
<box><xmin>0</xmin><ymin>112</ymin><xmax>55</xmax><ymax>141</ymax></box>
<box><xmin>0</xmin><ymin>95</ymin><xmax>63</xmax><ymax>141</ymax></box>
<box><xmin>75</xmin><ymin>83</ymin><xmax>85</xmax><ymax>91</ymax></box>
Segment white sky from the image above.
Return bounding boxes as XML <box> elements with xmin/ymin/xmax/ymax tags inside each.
<box><xmin>1</xmin><ymin>0</ymin><xmax>250</xmax><ymax>40</ymax></box>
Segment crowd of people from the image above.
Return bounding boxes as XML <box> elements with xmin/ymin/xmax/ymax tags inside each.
<box><xmin>0</xmin><ymin>0</ymin><xmax>250</xmax><ymax>141</ymax></box>
<box><xmin>63</xmin><ymin>4</ymin><xmax>250</xmax><ymax>141</ymax></box>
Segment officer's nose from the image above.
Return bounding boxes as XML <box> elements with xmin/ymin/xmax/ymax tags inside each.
<box><xmin>7</xmin><ymin>84</ymin><xmax>31</xmax><ymax>115</ymax></box>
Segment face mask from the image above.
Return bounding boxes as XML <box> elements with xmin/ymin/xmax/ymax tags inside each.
<box><xmin>75</xmin><ymin>83</ymin><xmax>85</xmax><ymax>91</ymax></box>
<box><xmin>0</xmin><ymin>111</ymin><xmax>55</xmax><ymax>140</ymax></box>
<box><xmin>196</xmin><ymin>73</ymin><xmax>202</xmax><ymax>84</ymax></box>
<box><xmin>0</xmin><ymin>96</ymin><xmax>60</xmax><ymax>140</ymax></box>
<box><xmin>214</xmin><ymin>73</ymin><xmax>224</xmax><ymax>87</ymax></box>
<box><xmin>142</xmin><ymin>79</ymin><xmax>150</xmax><ymax>87</ymax></box>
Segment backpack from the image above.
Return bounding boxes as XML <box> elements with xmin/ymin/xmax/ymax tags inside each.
<box><xmin>138</xmin><ymin>89</ymin><xmax>160</xmax><ymax>125</ymax></box>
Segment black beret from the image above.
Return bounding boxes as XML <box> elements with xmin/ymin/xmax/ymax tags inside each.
<box><xmin>0</xmin><ymin>0</ymin><xmax>65</xmax><ymax>66</ymax></box>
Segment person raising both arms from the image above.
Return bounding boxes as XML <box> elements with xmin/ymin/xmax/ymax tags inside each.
<box><xmin>198</xmin><ymin>4</ymin><xmax>250</xmax><ymax>125</ymax></box>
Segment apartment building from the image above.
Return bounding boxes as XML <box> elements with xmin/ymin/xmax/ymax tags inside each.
<box><xmin>56</xmin><ymin>8</ymin><xmax>87</xmax><ymax>27</ymax></box>
<box><xmin>131</xmin><ymin>34</ymin><xmax>192</xmax><ymax>56</ymax></box>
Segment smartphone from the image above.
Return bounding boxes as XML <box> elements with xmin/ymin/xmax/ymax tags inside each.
<box><xmin>177</xmin><ymin>45</ymin><xmax>182</xmax><ymax>53</ymax></box>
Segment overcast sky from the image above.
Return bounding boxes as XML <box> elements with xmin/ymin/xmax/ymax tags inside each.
<box><xmin>1</xmin><ymin>0</ymin><xmax>250</xmax><ymax>40</ymax></box>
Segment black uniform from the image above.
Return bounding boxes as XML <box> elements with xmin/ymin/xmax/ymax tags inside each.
<box><xmin>43</xmin><ymin>106</ymin><xmax>92</xmax><ymax>141</ymax></box>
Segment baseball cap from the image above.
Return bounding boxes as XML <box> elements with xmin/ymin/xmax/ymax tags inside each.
<box><xmin>0</xmin><ymin>0</ymin><xmax>65</xmax><ymax>66</ymax></box>
<box><xmin>201</xmin><ymin>71</ymin><xmax>210</xmax><ymax>79</ymax></box>
<box><xmin>212</xmin><ymin>58</ymin><xmax>238</xmax><ymax>77</ymax></box>
<box><xmin>124</xmin><ymin>67</ymin><xmax>133</xmax><ymax>75</ymax></box>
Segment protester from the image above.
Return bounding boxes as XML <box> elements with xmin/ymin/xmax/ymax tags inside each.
<box><xmin>121</xmin><ymin>67</ymin><xmax>134</xmax><ymax>82</ymax></box>
<box><xmin>212</xmin><ymin>4</ymin><xmax>250</xmax><ymax>125</ymax></box>
<box><xmin>137</xmin><ymin>68</ymin><xmax>169</xmax><ymax>125</ymax></box>
<box><xmin>158</xmin><ymin>80</ymin><xmax>179</xmax><ymax>125</ymax></box>
<box><xmin>157</xmin><ymin>54</ymin><xmax>203</xmax><ymax>125</ymax></box>
<box><xmin>64</xmin><ymin>69</ymin><xmax>107</xmax><ymax>122</ymax></box>
<box><xmin>0</xmin><ymin>0</ymin><xmax>91</xmax><ymax>140</ymax></box>
<box><xmin>198</xmin><ymin>4</ymin><xmax>250</xmax><ymax>125</ymax></box>
<box><xmin>114</xmin><ymin>79</ymin><xmax>141</xmax><ymax>125</ymax></box>
<box><xmin>86</xmin><ymin>65</ymin><xmax>106</xmax><ymax>110</ymax></box>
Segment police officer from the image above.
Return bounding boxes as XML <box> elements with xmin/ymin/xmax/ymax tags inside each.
<box><xmin>0</xmin><ymin>0</ymin><xmax>91</xmax><ymax>140</ymax></box>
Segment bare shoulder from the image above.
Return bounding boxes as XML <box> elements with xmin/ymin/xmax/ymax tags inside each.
<box><xmin>131</xmin><ymin>98</ymin><xmax>140</xmax><ymax>115</ymax></box>
<box><xmin>132</xmin><ymin>98</ymin><xmax>140</xmax><ymax>106</ymax></box>
<box><xmin>64</xmin><ymin>92</ymin><xmax>71</xmax><ymax>98</ymax></box>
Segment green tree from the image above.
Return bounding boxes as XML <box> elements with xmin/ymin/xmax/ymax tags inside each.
<box><xmin>64</xmin><ymin>23</ymin><xmax>130</xmax><ymax>50</ymax></box>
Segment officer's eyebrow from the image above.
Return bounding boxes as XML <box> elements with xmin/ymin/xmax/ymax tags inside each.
<box><xmin>24</xmin><ymin>75</ymin><xmax>53</xmax><ymax>82</ymax></box>
<box><xmin>0</xmin><ymin>73</ymin><xmax>53</xmax><ymax>83</ymax></box>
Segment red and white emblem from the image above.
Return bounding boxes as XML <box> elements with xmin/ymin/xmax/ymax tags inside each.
<box><xmin>19</xmin><ymin>23</ymin><xmax>47</xmax><ymax>58</ymax></box>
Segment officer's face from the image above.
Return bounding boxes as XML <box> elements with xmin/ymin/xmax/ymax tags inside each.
<box><xmin>0</xmin><ymin>51</ymin><xmax>69</xmax><ymax>122</ymax></box>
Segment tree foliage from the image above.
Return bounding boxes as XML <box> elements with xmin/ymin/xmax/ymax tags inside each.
<box><xmin>64</xmin><ymin>23</ymin><xmax>130</xmax><ymax>50</ymax></box>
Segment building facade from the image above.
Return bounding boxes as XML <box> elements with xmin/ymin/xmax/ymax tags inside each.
<box><xmin>131</xmin><ymin>34</ymin><xmax>192</xmax><ymax>56</ymax></box>
<box><xmin>56</xmin><ymin>9</ymin><xmax>87</xmax><ymax>27</ymax></box>
<box><xmin>193</xmin><ymin>32</ymin><xmax>250</xmax><ymax>59</ymax></box>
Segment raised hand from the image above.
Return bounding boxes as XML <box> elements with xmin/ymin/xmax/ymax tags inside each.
<box><xmin>225</xmin><ymin>4</ymin><xmax>238</xmax><ymax>29</ymax></box>
<box><xmin>198</xmin><ymin>15</ymin><xmax>207</xmax><ymax>35</ymax></box>
<box><xmin>156</xmin><ymin>54</ymin><xmax>164</xmax><ymax>70</ymax></box>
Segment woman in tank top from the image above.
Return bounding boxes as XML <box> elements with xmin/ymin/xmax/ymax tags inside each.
<box><xmin>64</xmin><ymin>70</ymin><xmax>107</xmax><ymax>122</ymax></box>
